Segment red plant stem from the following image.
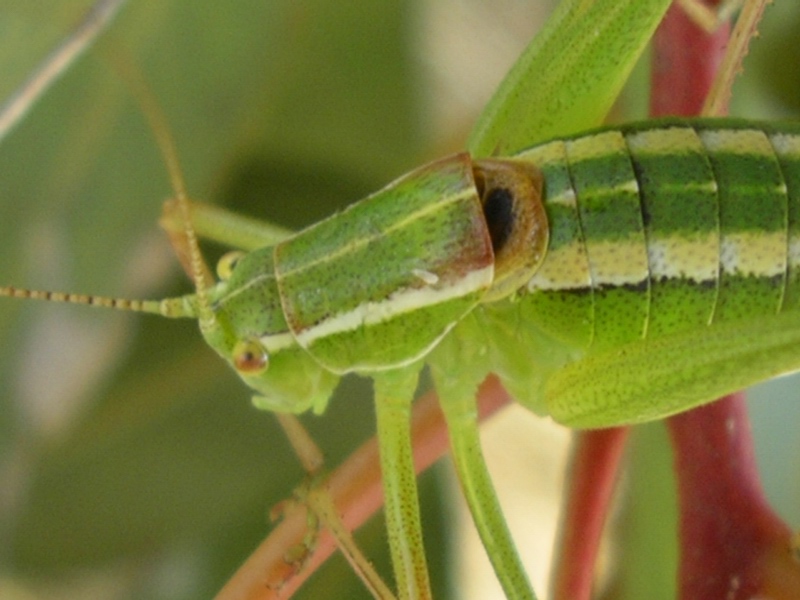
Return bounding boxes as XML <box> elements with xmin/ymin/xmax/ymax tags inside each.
<box><xmin>215</xmin><ymin>376</ymin><xmax>511</xmax><ymax>600</ymax></box>
<box><xmin>668</xmin><ymin>394</ymin><xmax>800</xmax><ymax>599</ymax></box>
<box><xmin>654</xmin><ymin>2</ymin><xmax>800</xmax><ymax>598</ymax></box>
<box><xmin>650</xmin><ymin>0</ymin><xmax>730</xmax><ymax>117</ymax></box>
<box><xmin>552</xmin><ymin>3</ymin><xmax>732</xmax><ymax>599</ymax></box>
<box><xmin>551</xmin><ymin>428</ymin><xmax>629</xmax><ymax>600</ymax></box>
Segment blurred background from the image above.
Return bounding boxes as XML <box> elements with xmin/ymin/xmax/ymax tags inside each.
<box><xmin>0</xmin><ymin>1</ymin><xmax>798</xmax><ymax>599</ymax></box>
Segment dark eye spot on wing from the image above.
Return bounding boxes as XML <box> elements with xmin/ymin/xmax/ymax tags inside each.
<box><xmin>483</xmin><ymin>187</ymin><xmax>514</xmax><ymax>253</ymax></box>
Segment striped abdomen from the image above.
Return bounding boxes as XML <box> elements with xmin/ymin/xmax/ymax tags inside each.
<box><xmin>520</xmin><ymin>119</ymin><xmax>800</xmax><ymax>352</ymax></box>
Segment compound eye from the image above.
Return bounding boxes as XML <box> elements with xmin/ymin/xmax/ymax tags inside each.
<box><xmin>232</xmin><ymin>338</ymin><xmax>269</xmax><ymax>374</ymax></box>
<box><xmin>217</xmin><ymin>251</ymin><xmax>246</xmax><ymax>281</ymax></box>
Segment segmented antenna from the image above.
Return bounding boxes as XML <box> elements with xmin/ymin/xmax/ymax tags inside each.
<box><xmin>0</xmin><ymin>286</ymin><xmax>196</xmax><ymax>318</ymax></box>
<box><xmin>117</xmin><ymin>59</ymin><xmax>216</xmax><ymax>332</ymax></box>
<box><xmin>0</xmin><ymin>6</ymin><xmax>213</xmax><ymax>326</ymax></box>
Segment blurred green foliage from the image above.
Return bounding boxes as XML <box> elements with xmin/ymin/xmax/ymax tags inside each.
<box><xmin>0</xmin><ymin>2</ymin><xmax>448</xmax><ymax>598</ymax></box>
<box><xmin>0</xmin><ymin>2</ymin><xmax>799</xmax><ymax>599</ymax></box>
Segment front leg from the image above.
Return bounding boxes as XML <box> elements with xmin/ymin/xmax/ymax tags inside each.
<box><xmin>373</xmin><ymin>367</ymin><xmax>433</xmax><ymax>600</ymax></box>
<box><xmin>272</xmin><ymin>412</ymin><xmax>396</xmax><ymax>599</ymax></box>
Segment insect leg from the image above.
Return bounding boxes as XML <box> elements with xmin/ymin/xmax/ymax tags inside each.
<box><xmin>431</xmin><ymin>364</ymin><xmax>536</xmax><ymax>600</ymax></box>
<box><xmin>160</xmin><ymin>200</ymin><xmax>292</xmax><ymax>253</ymax></box>
<box><xmin>273</xmin><ymin>413</ymin><xmax>396</xmax><ymax>600</ymax></box>
<box><xmin>373</xmin><ymin>366</ymin><xmax>433</xmax><ymax>600</ymax></box>
<box><xmin>545</xmin><ymin>310</ymin><xmax>800</xmax><ymax>428</ymax></box>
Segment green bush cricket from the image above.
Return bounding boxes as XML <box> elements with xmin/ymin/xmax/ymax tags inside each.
<box><xmin>1</xmin><ymin>1</ymin><xmax>799</xmax><ymax>598</ymax></box>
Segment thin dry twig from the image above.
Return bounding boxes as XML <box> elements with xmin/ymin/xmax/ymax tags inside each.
<box><xmin>703</xmin><ymin>0</ymin><xmax>772</xmax><ymax>116</ymax></box>
<box><xmin>0</xmin><ymin>0</ymin><xmax>128</xmax><ymax>144</ymax></box>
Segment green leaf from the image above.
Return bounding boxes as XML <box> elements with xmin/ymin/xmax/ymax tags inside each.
<box><xmin>468</xmin><ymin>0</ymin><xmax>672</xmax><ymax>156</ymax></box>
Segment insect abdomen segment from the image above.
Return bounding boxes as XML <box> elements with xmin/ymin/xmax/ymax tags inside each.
<box><xmin>523</xmin><ymin>119</ymin><xmax>800</xmax><ymax>351</ymax></box>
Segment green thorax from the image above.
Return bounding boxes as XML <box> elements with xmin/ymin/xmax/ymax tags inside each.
<box><xmin>273</xmin><ymin>154</ymin><xmax>496</xmax><ymax>374</ymax></box>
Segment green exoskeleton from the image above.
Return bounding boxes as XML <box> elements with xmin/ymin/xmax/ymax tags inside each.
<box><xmin>223</xmin><ymin>119</ymin><xmax>800</xmax><ymax>598</ymax></box>
<box><xmin>201</xmin><ymin>154</ymin><xmax>547</xmax><ymax>412</ymax></box>
<box><xmin>5</xmin><ymin>117</ymin><xmax>800</xmax><ymax>596</ymax></box>
<box><xmin>1</xmin><ymin>0</ymin><xmax>796</xmax><ymax>598</ymax></box>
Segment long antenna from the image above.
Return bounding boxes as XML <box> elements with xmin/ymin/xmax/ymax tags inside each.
<box><xmin>114</xmin><ymin>56</ymin><xmax>216</xmax><ymax>331</ymax></box>
<box><xmin>0</xmin><ymin>0</ymin><xmax>209</xmax><ymax>324</ymax></box>
<box><xmin>0</xmin><ymin>286</ymin><xmax>196</xmax><ymax>318</ymax></box>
